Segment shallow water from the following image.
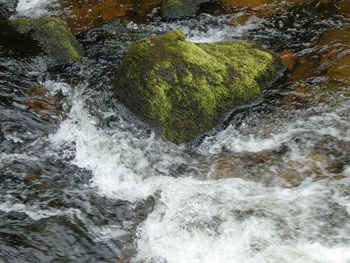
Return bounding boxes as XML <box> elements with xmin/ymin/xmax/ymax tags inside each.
<box><xmin>0</xmin><ymin>1</ymin><xmax>349</xmax><ymax>262</ymax></box>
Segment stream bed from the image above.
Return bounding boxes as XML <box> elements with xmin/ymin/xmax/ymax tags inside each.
<box><xmin>0</xmin><ymin>0</ymin><xmax>350</xmax><ymax>262</ymax></box>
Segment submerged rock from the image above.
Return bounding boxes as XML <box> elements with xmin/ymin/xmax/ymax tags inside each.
<box><xmin>222</xmin><ymin>0</ymin><xmax>328</xmax><ymax>17</ymax></box>
<box><xmin>279</xmin><ymin>51</ymin><xmax>297</xmax><ymax>72</ymax></box>
<box><xmin>0</xmin><ymin>17</ymin><xmax>83</xmax><ymax>64</ymax></box>
<box><xmin>320</xmin><ymin>28</ymin><xmax>350</xmax><ymax>78</ymax></box>
<box><xmin>115</xmin><ymin>30</ymin><xmax>283</xmax><ymax>144</ymax></box>
<box><xmin>58</xmin><ymin>0</ymin><xmax>162</xmax><ymax>34</ymax></box>
<box><xmin>245</xmin><ymin>0</ymin><xmax>337</xmax><ymax>52</ymax></box>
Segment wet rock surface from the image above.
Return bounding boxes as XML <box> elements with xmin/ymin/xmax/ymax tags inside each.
<box><xmin>1</xmin><ymin>0</ymin><xmax>350</xmax><ymax>262</ymax></box>
<box><xmin>115</xmin><ymin>30</ymin><xmax>283</xmax><ymax>144</ymax></box>
<box><xmin>57</xmin><ymin>0</ymin><xmax>162</xmax><ymax>34</ymax></box>
<box><xmin>0</xmin><ymin>17</ymin><xmax>83</xmax><ymax>65</ymax></box>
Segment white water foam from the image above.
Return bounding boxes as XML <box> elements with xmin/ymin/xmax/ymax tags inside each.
<box><xmin>49</xmin><ymin>84</ymin><xmax>188</xmax><ymax>201</ymax></box>
<box><xmin>134</xmin><ymin>178</ymin><xmax>350</xmax><ymax>263</ymax></box>
<box><xmin>47</xmin><ymin>79</ymin><xmax>350</xmax><ymax>263</ymax></box>
<box><xmin>42</xmin><ymin>10</ymin><xmax>350</xmax><ymax>259</ymax></box>
<box><xmin>0</xmin><ymin>199</ymin><xmax>81</xmax><ymax>221</ymax></box>
<box><xmin>16</xmin><ymin>0</ymin><xmax>58</xmax><ymax>17</ymax></box>
<box><xmin>146</xmin><ymin>14</ymin><xmax>260</xmax><ymax>43</ymax></box>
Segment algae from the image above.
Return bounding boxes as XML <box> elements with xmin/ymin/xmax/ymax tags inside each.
<box><xmin>115</xmin><ymin>30</ymin><xmax>282</xmax><ymax>144</ymax></box>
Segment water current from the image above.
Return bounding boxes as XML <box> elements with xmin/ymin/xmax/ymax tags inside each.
<box><xmin>0</xmin><ymin>0</ymin><xmax>349</xmax><ymax>262</ymax></box>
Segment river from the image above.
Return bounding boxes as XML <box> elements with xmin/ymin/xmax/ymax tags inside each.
<box><xmin>0</xmin><ymin>0</ymin><xmax>349</xmax><ymax>262</ymax></box>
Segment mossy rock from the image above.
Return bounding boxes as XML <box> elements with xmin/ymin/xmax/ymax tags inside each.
<box><xmin>0</xmin><ymin>20</ymin><xmax>42</xmax><ymax>57</ymax></box>
<box><xmin>160</xmin><ymin>0</ymin><xmax>212</xmax><ymax>18</ymax></box>
<box><xmin>115</xmin><ymin>30</ymin><xmax>283</xmax><ymax>144</ymax></box>
<box><xmin>0</xmin><ymin>17</ymin><xmax>83</xmax><ymax>63</ymax></box>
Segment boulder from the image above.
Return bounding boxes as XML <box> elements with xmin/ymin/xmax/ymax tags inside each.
<box><xmin>160</xmin><ymin>0</ymin><xmax>214</xmax><ymax>19</ymax></box>
<box><xmin>0</xmin><ymin>17</ymin><xmax>83</xmax><ymax>64</ymax></box>
<box><xmin>115</xmin><ymin>30</ymin><xmax>283</xmax><ymax>144</ymax></box>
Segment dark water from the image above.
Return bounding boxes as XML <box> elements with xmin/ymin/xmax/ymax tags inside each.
<box><xmin>1</xmin><ymin>1</ymin><xmax>350</xmax><ymax>262</ymax></box>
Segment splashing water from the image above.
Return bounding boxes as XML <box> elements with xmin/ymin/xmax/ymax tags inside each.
<box><xmin>2</xmin><ymin>1</ymin><xmax>350</xmax><ymax>262</ymax></box>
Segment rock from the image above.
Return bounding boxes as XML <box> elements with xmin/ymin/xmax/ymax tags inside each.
<box><xmin>0</xmin><ymin>19</ymin><xmax>42</xmax><ymax>57</ymax></box>
<box><xmin>160</xmin><ymin>0</ymin><xmax>214</xmax><ymax>19</ymax></box>
<box><xmin>0</xmin><ymin>17</ymin><xmax>83</xmax><ymax>64</ymax></box>
<box><xmin>320</xmin><ymin>28</ymin><xmax>350</xmax><ymax>78</ymax></box>
<box><xmin>115</xmin><ymin>30</ymin><xmax>283</xmax><ymax>144</ymax></box>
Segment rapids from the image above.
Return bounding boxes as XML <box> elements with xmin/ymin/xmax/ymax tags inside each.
<box><xmin>0</xmin><ymin>0</ymin><xmax>349</xmax><ymax>262</ymax></box>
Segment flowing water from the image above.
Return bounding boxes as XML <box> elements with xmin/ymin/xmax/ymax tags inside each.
<box><xmin>1</xmin><ymin>1</ymin><xmax>350</xmax><ymax>262</ymax></box>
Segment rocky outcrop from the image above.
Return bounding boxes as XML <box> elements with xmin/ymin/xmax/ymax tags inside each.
<box><xmin>115</xmin><ymin>30</ymin><xmax>283</xmax><ymax>144</ymax></box>
<box><xmin>0</xmin><ymin>17</ymin><xmax>83</xmax><ymax>64</ymax></box>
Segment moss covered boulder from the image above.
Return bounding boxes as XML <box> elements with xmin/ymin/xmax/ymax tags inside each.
<box><xmin>0</xmin><ymin>17</ymin><xmax>83</xmax><ymax>63</ymax></box>
<box><xmin>115</xmin><ymin>30</ymin><xmax>283</xmax><ymax>144</ymax></box>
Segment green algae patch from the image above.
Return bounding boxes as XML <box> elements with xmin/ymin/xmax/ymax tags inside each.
<box><xmin>115</xmin><ymin>30</ymin><xmax>282</xmax><ymax>144</ymax></box>
<box><xmin>8</xmin><ymin>17</ymin><xmax>83</xmax><ymax>64</ymax></box>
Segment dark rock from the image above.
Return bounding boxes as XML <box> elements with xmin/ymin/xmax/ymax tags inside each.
<box><xmin>160</xmin><ymin>0</ymin><xmax>218</xmax><ymax>19</ymax></box>
<box><xmin>0</xmin><ymin>17</ymin><xmax>83</xmax><ymax>64</ymax></box>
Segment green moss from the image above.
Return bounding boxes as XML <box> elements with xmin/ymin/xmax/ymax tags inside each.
<box><xmin>115</xmin><ymin>30</ymin><xmax>282</xmax><ymax>144</ymax></box>
<box><xmin>9</xmin><ymin>17</ymin><xmax>83</xmax><ymax>64</ymax></box>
